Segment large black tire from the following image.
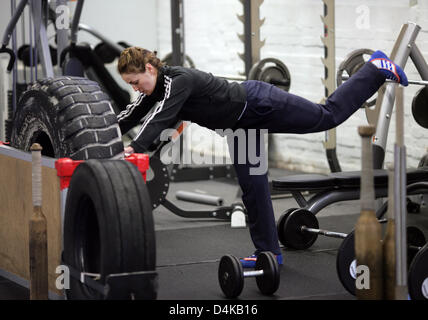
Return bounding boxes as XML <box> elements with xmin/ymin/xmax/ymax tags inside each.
<box><xmin>11</xmin><ymin>76</ymin><xmax>124</xmax><ymax>159</ymax></box>
<box><xmin>63</xmin><ymin>159</ymin><xmax>156</xmax><ymax>300</ymax></box>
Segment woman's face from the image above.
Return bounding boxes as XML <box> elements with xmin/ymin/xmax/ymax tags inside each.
<box><xmin>121</xmin><ymin>63</ymin><xmax>158</xmax><ymax>95</ymax></box>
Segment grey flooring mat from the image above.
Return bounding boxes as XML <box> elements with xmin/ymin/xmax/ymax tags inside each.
<box><xmin>0</xmin><ymin>168</ymin><xmax>427</xmax><ymax>300</ymax></box>
<box><xmin>155</xmin><ymin>213</ymin><xmax>359</xmax><ymax>300</ymax></box>
<box><xmin>155</xmin><ymin>210</ymin><xmax>427</xmax><ymax>300</ymax></box>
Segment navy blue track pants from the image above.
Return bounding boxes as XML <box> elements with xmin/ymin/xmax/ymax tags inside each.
<box><xmin>228</xmin><ymin>62</ymin><xmax>386</xmax><ymax>255</ymax></box>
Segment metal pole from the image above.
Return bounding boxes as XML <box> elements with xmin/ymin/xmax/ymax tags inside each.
<box><xmin>175</xmin><ymin>190</ymin><xmax>224</xmax><ymax>206</ymax></box>
<box><xmin>321</xmin><ymin>0</ymin><xmax>340</xmax><ymax>173</ymax></box>
<box><xmin>21</xmin><ymin>3</ymin><xmax>26</xmax><ymax>82</ymax></box>
<box><xmin>33</xmin><ymin>0</ymin><xmax>38</xmax><ymax>81</ymax></box>
<box><xmin>238</xmin><ymin>0</ymin><xmax>264</xmax><ymax>77</ymax></box>
<box><xmin>372</xmin><ymin>22</ymin><xmax>420</xmax><ymax>169</ymax></box>
<box><xmin>394</xmin><ymin>86</ymin><xmax>408</xmax><ymax>300</ymax></box>
<box><xmin>29</xmin><ymin>0</ymin><xmax>34</xmax><ymax>82</ymax></box>
<box><xmin>243</xmin><ymin>270</ymin><xmax>264</xmax><ymax>277</ymax></box>
<box><xmin>11</xmin><ymin>0</ymin><xmax>18</xmax><ymax>114</ymax></box>
<box><xmin>56</xmin><ymin>0</ymin><xmax>69</xmax><ymax>70</ymax></box>
<box><xmin>31</xmin><ymin>0</ymin><xmax>54</xmax><ymax>78</ymax></box>
<box><xmin>242</xmin><ymin>0</ymin><xmax>252</xmax><ymax>76</ymax></box>
<box><xmin>70</xmin><ymin>0</ymin><xmax>84</xmax><ymax>44</ymax></box>
<box><xmin>170</xmin><ymin>0</ymin><xmax>185</xmax><ymax>66</ymax></box>
<box><xmin>1</xmin><ymin>0</ymin><xmax>29</xmax><ymax>46</ymax></box>
<box><xmin>342</xmin><ymin>75</ymin><xmax>428</xmax><ymax>86</ymax></box>
<box><xmin>301</xmin><ymin>226</ymin><xmax>347</xmax><ymax>239</ymax></box>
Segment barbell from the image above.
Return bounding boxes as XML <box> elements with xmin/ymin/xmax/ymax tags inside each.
<box><xmin>162</xmin><ymin>54</ymin><xmax>292</xmax><ymax>92</ymax></box>
<box><xmin>276</xmin><ymin>208</ymin><xmax>428</xmax><ymax>299</ymax></box>
<box><xmin>277</xmin><ymin>208</ymin><xmax>424</xmax><ymax>252</ymax></box>
<box><xmin>341</xmin><ymin>75</ymin><xmax>428</xmax><ymax>87</ymax></box>
<box><xmin>337</xmin><ymin>48</ymin><xmax>428</xmax><ymax>128</ymax></box>
<box><xmin>337</xmin><ymin>48</ymin><xmax>428</xmax><ymax>104</ymax></box>
<box><xmin>217</xmin><ymin>58</ymin><xmax>291</xmax><ymax>92</ymax></box>
<box><xmin>277</xmin><ymin>208</ymin><xmax>349</xmax><ymax>250</ymax></box>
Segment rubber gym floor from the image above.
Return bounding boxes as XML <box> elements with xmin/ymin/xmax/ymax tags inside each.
<box><xmin>0</xmin><ymin>167</ymin><xmax>426</xmax><ymax>300</ymax></box>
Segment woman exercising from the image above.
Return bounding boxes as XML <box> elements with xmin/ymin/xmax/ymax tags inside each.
<box><xmin>117</xmin><ymin>47</ymin><xmax>407</xmax><ymax>268</ymax></box>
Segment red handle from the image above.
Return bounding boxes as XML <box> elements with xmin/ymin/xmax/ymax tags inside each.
<box><xmin>55</xmin><ymin>154</ymin><xmax>149</xmax><ymax>190</ymax></box>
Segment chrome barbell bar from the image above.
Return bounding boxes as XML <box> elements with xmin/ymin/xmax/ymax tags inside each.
<box><xmin>342</xmin><ymin>75</ymin><xmax>428</xmax><ymax>86</ymax></box>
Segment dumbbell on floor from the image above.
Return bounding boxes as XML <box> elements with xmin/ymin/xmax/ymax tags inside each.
<box><xmin>218</xmin><ymin>252</ymin><xmax>280</xmax><ymax>298</ymax></box>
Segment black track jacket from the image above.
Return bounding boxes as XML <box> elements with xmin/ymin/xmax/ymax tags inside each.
<box><xmin>117</xmin><ymin>65</ymin><xmax>247</xmax><ymax>153</ymax></box>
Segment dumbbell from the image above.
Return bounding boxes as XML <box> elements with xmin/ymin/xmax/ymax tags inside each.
<box><xmin>336</xmin><ymin>225</ymin><xmax>427</xmax><ymax>297</ymax></box>
<box><xmin>277</xmin><ymin>208</ymin><xmax>348</xmax><ymax>250</ymax></box>
<box><xmin>218</xmin><ymin>252</ymin><xmax>280</xmax><ymax>298</ymax></box>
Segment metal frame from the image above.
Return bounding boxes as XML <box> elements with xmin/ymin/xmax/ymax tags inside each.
<box><xmin>77</xmin><ymin>23</ymin><xmax>124</xmax><ymax>55</ymax></box>
<box><xmin>1</xmin><ymin>0</ymin><xmax>54</xmax><ymax>79</ymax></box>
<box><xmin>0</xmin><ymin>0</ymin><xmax>93</xmax><ymax>81</ymax></box>
<box><xmin>321</xmin><ymin>0</ymin><xmax>341</xmax><ymax>173</ymax></box>
<box><xmin>285</xmin><ymin>177</ymin><xmax>428</xmax><ymax>218</ymax></box>
<box><xmin>373</xmin><ymin>22</ymin><xmax>428</xmax><ymax>169</ymax></box>
<box><xmin>238</xmin><ymin>0</ymin><xmax>265</xmax><ymax>77</ymax></box>
<box><xmin>1</xmin><ymin>0</ymin><xmax>55</xmax><ymax>123</ymax></box>
<box><xmin>170</xmin><ymin>0</ymin><xmax>185</xmax><ymax>67</ymax></box>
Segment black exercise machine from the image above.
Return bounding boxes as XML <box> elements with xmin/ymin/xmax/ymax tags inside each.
<box><xmin>273</xmin><ymin>168</ymin><xmax>428</xmax><ymax>221</ymax></box>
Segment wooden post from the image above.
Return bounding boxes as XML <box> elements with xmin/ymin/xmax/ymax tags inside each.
<box><xmin>29</xmin><ymin>143</ymin><xmax>48</xmax><ymax>300</ymax></box>
<box><xmin>355</xmin><ymin>125</ymin><xmax>383</xmax><ymax>299</ymax></box>
<box><xmin>383</xmin><ymin>164</ymin><xmax>396</xmax><ymax>299</ymax></box>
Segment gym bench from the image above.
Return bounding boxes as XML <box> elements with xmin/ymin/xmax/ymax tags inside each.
<box><xmin>272</xmin><ymin>168</ymin><xmax>428</xmax><ymax>219</ymax></box>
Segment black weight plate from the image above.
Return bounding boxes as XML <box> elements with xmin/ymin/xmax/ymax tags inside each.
<box><xmin>283</xmin><ymin>209</ymin><xmax>319</xmax><ymax>250</ymax></box>
<box><xmin>146</xmin><ymin>155</ymin><xmax>170</xmax><ymax>209</ymax></box>
<box><xmin>94</xmin><ymin>42</ymin><xmax>118</xmax><ymax>64</ymax></box>
<box><xmin>412</xmin><ymin>86</ymin><xmax>428</xmax><ymax>129</ymax></box>
<box><xmin>277</xmin><ymin>208</ymin><xmax>298</xmax><ymax>247</ymax></box>
<box><xmin>259</xmin><ymin>66</ymin><xmax>290</xmax><ymax>92</ymax></box>
<box><xmin>336</xmin><ymin>231</ymin><xmax>356</xmax><ymax>296</ymax></box>
<box><xmin>218</xmin><ymin>255</ymin><xmax>244</xmax><ymax>298</ymax></box>
<box><xmin>409</xmin><ymin>244</ymin><xmax>428</xmax><ymax>300</ymax></box>
<box><xmin>336</xmin><ymin>48</ymin><xmax>374</xmax><ymax>86</ymax></box>
<box><xmin>408</xmin><ymin>226</ymin><xmax>427</xmax><ymax>266</ymax></box>
<box><xmin>248</xmin><ymin>58</ymin><xmax>291</xmax><ymax>92</ymax></box>
<box><xmin>336</xmin><ymin>48</ymin><xmax>376</xmax><ymax>108</ymax></box>
<box><xmin>255</xmin><ymin>252</ymin><xmax>280</xmax><ymax>296</ymax></box>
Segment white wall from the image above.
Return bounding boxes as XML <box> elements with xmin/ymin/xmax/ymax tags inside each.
<box><xmin>157</xmin><ymin>0</ymin><xmax>428</xmax><ymax>173</ymax></box>
<box><xmin>76</xmin><ymin>0</ymin><xmax>157</xmax><ymax>49</ymax></box>
<box><xmin>1</xmin><ymin>1</ymin><xmax>428</xmax><ymax>173</ymax></box>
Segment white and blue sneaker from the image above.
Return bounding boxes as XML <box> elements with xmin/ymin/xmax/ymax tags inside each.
<box><xmin>240</xmin><ymin>253</ymin><xmax>283</xmax><ymax>268</ymax></box>
<box><xmin>369</xmin><ymin>50</ymin><xmax>408</xmax><ymax>86</ymax></box>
